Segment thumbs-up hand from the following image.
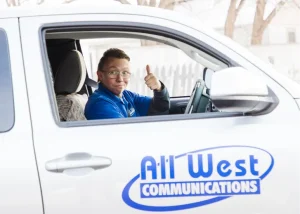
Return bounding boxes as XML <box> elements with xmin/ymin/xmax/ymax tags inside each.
<box><xmin>144</xmin><ymin>65</ymin><xmax>162</xmax><ymax>91</ymax></box>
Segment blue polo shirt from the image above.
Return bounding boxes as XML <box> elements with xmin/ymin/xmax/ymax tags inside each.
<box><xmin>84</xmin><ymin>83</ymin><xmax>152</xmax><ymax>120</ymax></box>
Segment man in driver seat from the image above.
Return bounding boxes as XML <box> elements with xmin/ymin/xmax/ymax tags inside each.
<box><xmin>84</xmin><ymin>48</ymin><xmax>170</xmax><ymax>120</ymax></box>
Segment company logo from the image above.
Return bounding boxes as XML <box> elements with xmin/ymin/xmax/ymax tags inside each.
<box><xmin>122</xmin><ymin>146</ymin><xmax>274</xmax><ymax>212</ymax></box>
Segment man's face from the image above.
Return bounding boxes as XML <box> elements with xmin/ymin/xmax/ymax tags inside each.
<box><xmin>98</xmin><ymin>57</ymin><xmax>130</xmax><ymax>97</ymax></box>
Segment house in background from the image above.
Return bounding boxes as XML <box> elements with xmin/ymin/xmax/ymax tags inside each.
<box><xmin>16</xmin><ymin>0</ymin><xmax>294</xmax><ymax>86</ymax></box>
<box><xmin>178</xmin><ymin>0</ymin><xmax>300</xmax><ymax>83</ymax></box>
<box><xmin>249</xmin><ymin>1</ymin><xmax>300</xmax><ymax>83</ymax></box>
<box><xmin>79</xmin><ymin>0</ymin><xmax>300</xmax><ymax>89</ymax></box>
<box><xmin>3</xmin><ymin>0</ymin><xmax>298</xmax><ymax>83</ymax></box>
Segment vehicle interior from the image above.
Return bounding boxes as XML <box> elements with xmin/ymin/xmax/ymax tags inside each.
<box><xmin>44</xmin><ymin>29</ymin><xmax>230</xmax><ymax>122</ymax></box>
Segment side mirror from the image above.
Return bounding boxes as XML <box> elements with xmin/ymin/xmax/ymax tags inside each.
<box><xmin>203</xmin><ymin>67</ymin><xmax>214</xmax><ymax>90</ymax></box>
<box><xmin>210</xmin><ymin>67</ymin><xmax>279</xmax><ymax>115</ymax></box>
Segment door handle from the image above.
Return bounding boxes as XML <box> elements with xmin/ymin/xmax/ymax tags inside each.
<box><xmin>45</xmin><ymin>152</ymin><xmax>112</xmax><ymax>173</ymax></box>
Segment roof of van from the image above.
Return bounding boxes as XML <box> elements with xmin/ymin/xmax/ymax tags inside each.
<box><xmin>0</xmin><ymin>4</ymin><xmax>184</xmax><ymax>19</ymax></box>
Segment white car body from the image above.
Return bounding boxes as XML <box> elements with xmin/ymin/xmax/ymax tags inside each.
<box><xmin>0</xmin><ymin>4</ymin><xmax>299</xmax><ymax>214</ymax></box>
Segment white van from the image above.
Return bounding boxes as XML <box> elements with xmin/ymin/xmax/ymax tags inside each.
<box><xmin>0</xmin><ymin>4</ymin><xmax>299</xmax><ymax>214</ymax></box>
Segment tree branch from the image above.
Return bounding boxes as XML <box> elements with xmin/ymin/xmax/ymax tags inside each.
<box><xmin>158</xmin><ymin>0</ymin><xmax>170</xmax><ymax>8</ymax></box>
<box><xmin>115</xmin><ymin>0</ymin><xmax>131</xmax><ymax>4</ymax></box>
<box><xmin>63</xmin><ymin>0</ymin><xmax>76</xmax><ymax>3</ymax></box>
<box><xmin>293</xmin><ymin>0</ymin><xmax>300</xmax><ymax>9</ymax></box>
<box><xmin>261</xmin><ymin>0</ymin><xmax>285</xmax><ymax>31</ymax></box>
<box><xmin>236</xmin><ymin>0</ymin><xmax>245</xmax><ymax>14</ymax></box>
<box><xmin>224</xmin><ymin>0</ymin><xmax>237</xmax><ymax>38</ymax></box>
<box><xmin>37</xmin><ymin>0</ymin><xmax>45</xmax><ymax>5</ymax></box>
<box><xmin>149</xmin><ymin>0</ymin><xmax>156</xmax><ymax>7</ymax></box>
<box><xmin>6</xmin><ymin>0</ymin><xmax>17</xmax><ymax>6</ymax></box>
<box><xmin>159</xmin><ymin>0</ymin><xmax>190</xmax><ymax>9</ymax></box>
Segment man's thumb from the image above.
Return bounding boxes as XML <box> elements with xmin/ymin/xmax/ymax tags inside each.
<box><xmin>146</xmin><ymin>64</ymin><xmax>151</xmax><ymax>75</ymax></box>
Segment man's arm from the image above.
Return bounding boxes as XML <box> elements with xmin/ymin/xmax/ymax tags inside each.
<box><xmin>143</xmin><ymin>65</ymin><xmax>170</xmax><ymax>115</ymax></box>
<box><xmin>148</xmin><ymin>81</ymin><xmax>170</xmax><ymax>115</ymax></box>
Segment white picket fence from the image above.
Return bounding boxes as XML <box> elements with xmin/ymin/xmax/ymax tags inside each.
<box><xmin>83</xmin><ymin>44</ymin><xmax>206</xmax><ymax>97</ymax></box>
<box><xmin>127</xmin><ymin>62</ymin><xmax>204</xmax><ymax>97</ymax></box>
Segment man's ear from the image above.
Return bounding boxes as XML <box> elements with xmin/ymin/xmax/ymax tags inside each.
<box><xmin>97</xmin><ymin>71</ymin><xmax>103</xmax><ymax>82</ymax></box>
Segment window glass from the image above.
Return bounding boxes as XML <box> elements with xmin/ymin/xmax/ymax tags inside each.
<box><xmin>45</xmin><ymin>28</ymin><xmax>230</xmax><ymax>123</ymax></box>
<box><xmin>80</xmin><ymin>37</ymin><xmax>205</xmax><ymax>97</ymax></box>
<box><xmin>0</xmin><ymin>29</ymin><xmax>14</xmax><ymax>132</ymax></box>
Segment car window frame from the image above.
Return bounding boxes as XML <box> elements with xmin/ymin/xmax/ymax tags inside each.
<box><xmin>0</xmin><ymin>28</ymin><xmax>15</xmax><ymax>133</ymax></box>
<box><xmin>39</xmin><ymin>21</ymin><xmax>244</xmax><ymax>128</ymax></box>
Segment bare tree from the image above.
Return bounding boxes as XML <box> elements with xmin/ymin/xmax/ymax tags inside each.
<box><xmin>251</xmin><ymin>0</ymin><xmax>286</xmax><ymax>45</ymax></box>
<box><xmin>158</xmin><ymin>0</ymin><xmax>188</xmax><ymax>10</ymax></box>
<box><xmin>6</xmin><ymin>0</ymin><xmax>29</xmax><ymax>6</ymax></box>
<box><xmin>293</xmin><ymin>0</ymin><xmax>300</xmax><ymax>8</ymax></box>
<box><xmin>6</xmin><ymin>0</ymin><xmax>46</xmax><ymax>6</ymax></box>
<box><xmin>6</xmin><ymin>0</ymin><xmax>77</xmax><ymax>6</ymax></box>
<box><xmin>118</xmin><ymin>0</ymin><xmax>131</xmax><ymax>4</ymax></box>
<box><xmin>37</xmin><ymin>0</ymin><xmax>45</xmax><ymax>5</ymax></box>
<box><xmin>6</xmin><ymin>0</ymin><xmax>18</xmax><ymax>6</ymax></box>
<box><xmin>63</xmin><ymin>0</ymin><xmax>77</xmax><ymax>3</ymax></box>
<box><xmin>115</xmin><ymin>0</ymin><xmax>190</xmax><ymax>10</ymax></box>
<box><xmin>224</xmin><ymin>0</ymin><xmax>245</xmax><ymax>38</ymax></box>
<box><xmin>116</xmin><ymin>0</ymin><xmax>190</xmax><ymax>45</ymax></box>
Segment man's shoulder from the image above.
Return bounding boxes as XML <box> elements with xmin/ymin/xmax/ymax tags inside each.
<box><xmin>123</xmin><ymin>89</ymin><xmax>143</xmax><ymax>103</ymax></box>
<box><xmin>123</xmin><ymin>89</ymin><xmax>136</xmax><ymax>97</ymax></box>
<box><xmin>87</xmin><ymin>90</ymin><xmax>116</xmax><ymax>106</ymax></box>
<box><xmin>123</xmin><ymin>89</ymin><xmax>146</xmax><ymax>99</ymax></box>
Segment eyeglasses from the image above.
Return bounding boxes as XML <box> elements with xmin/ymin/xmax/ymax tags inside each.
<box><xmin>103</xmin><ymin>70</ymin><xmax>131</xmax><ymax>79</ymax></box>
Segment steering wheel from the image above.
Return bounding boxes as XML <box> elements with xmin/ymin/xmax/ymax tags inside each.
<box><xmin>184</xmin><ymin>79</ymin><xmax>207</xmax><ymax>114</ymax></box>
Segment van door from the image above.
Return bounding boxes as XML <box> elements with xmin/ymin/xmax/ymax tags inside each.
<box><xmin>0</xmin><ymin>18</ymin><xmax>43</xmax><ymax>214</ymax></box>
<box><xmin>20</xmin><ymin>12</ymin><xmax>299</xmax><ymax>214</ymax></box>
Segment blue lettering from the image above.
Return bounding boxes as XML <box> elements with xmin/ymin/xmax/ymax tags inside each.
<box><xmin>250</xmin><ymin>155</ymin><xmax>259</xmax><ymax>176</ymax></box>
<box><xmin>169</xmin><ymin>155</ymin><xmax>175</xmax><ymax>179</ymax></box>
<box><xmin>217</xmin><ymin>160</ymin><xmax>231</xmax><ymax>177</ymax></box>
<box><xmin>235</xmin><ymin>160</ymin><xmax>246</xmax><ymax>176</ymax></box>
<box><xmin>141</xmin><ymin>156</ymin><xmax>157</xmax><ymax>180</ymax></box>
<box><xmin>160</xmin><ymin>156</ymin><xmax>166</xmax><ymax>179</ymax></box>
<box><xmin>141</xmin><ymin>154</ymin><xmax>260</xmax><ymax>181</ymax></box>
<box><xmin>188</xmin><ymin>154</ymin><xmax>213</xmax><ymax>178</ymax></box>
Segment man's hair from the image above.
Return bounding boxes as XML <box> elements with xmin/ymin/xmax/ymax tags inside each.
<box><xmin>97</xmin><ymin>48</ymin><xmax>130</xmax><ymax>72</ymax></box>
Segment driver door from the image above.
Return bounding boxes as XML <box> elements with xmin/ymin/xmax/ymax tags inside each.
<box><xmin>20</xmin><ymin>11</ymin><xmax>299</xmax><ymax>214</ymax></box>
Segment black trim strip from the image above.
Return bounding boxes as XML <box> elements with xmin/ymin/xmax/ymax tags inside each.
<box><xmin>43</xmin><ymin>21</ymin><xmax>238</xmax><ymax>67</ymax></box>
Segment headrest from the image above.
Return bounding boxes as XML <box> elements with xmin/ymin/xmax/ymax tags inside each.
<box><xmin>54</xmin><ymin>50</ymin><xmax>87</xmax><ymax>94</ymax></box>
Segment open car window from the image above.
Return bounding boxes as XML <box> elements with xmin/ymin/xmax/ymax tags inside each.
<box><xmin>61</xmin><ymin>31</ymin><xmax>229</xmax><ymax>97</ymax></box>
<box><xmin>44</xmin><ymin>27</ymin><xmax>233</xmax><ymax>124</ymax></box>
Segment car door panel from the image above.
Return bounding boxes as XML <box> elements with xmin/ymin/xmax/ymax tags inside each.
<box><xmin>0</xmin><ymin>18</ymin><xmax>43</xmax><ymax>214</ymax></box>
<box><xmin>20</xmin><ymin>12</ymin><xmax>300</xmax><ymax>214</ymax></box>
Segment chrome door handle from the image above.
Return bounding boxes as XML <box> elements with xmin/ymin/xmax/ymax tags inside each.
<box><xmin>45</xmin><ymin>152</ymin><xmax>112</xmax><ymax>173</ymax></box>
